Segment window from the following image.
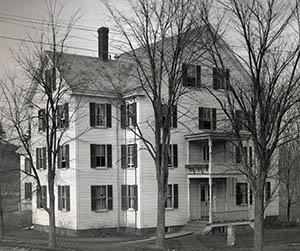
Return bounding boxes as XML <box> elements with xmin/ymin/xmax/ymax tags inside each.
<box><xmin>236</xmin><ymin>183</ymin><xmax>248</xmax><ymax>205</ymax></box>
<box><xmin>90</xmin><ymin>103</ymin><xmax>111</xmax><ymax>128</ymax></box>
<box><xmin>168</xmin><ymin>144</ymin><xmax>178</xmax><ymax>168</ymax></box>
<box><xmin>120</xmin><ymin>102</ymin><xmax>137</xmax><ymax>128</ymax></box>
<box><xmin>37</xmin><ymin>185</ymin><xmax>47</xmax><ymax>208</ymax></box>
<box><xmin>203</xmin><ymin>144</ymin><xmax>209</xmax><ymax>161</ymax></box>
<box><xmin>121</xmin><ymin>185</ymin><xmax>138</xmax><ymax>210</ymax></box>
<box><xmin>57</xmin><ymin>103</ymin><xmax>69</xmax><ymax>129</ymax></box>
<box><xmin>236</xmin><ymin>110</ymin><xmax>248</xmax><ymax>131</ymax></box>
<box><xmin>45</xmin><ymin>68</ymin><xmax>56</xmax><ymax>91</ymax></box>
<box><xmin>265</xmin><ymin>182</ymin><xmax>271</xmax><ymax>201</ymax></box>
<box><xmin>25</xmin><ymin>158</ymin><xmax>31</xmax><ymax>174</ymax></box>
<box><xmin>91</xmin><ymin>185</ymin><xmax>113</xmax><ymax>211</ymax></box>
<box><xmin>121</xmin><ymin>144</ymin><xmax>137</xmax><ymax>169</ymax></box>
<box><xmin>182</xmin><ymin>63</ymin><xmax>201</xmax><ymax>88</ymax></box>
<box><xmin>24</xmin><ymin>183</ymin><xmax>32</xmax><ymax>200</ymax></box>
<box><xmin>235</xmin><ymin>147</ymin><xmax>241</xmax><ymax>164</ymax></box>
<box><xmin>198</xmin><ymin>107</ymin><xmax>216</xmax><ymax>130</ymax></box>
<box><xmin>36</xmin><ymin>147</ymin><xmax>46</xmax><ymax>170</ymax></box>
<box><xmin>38</xmin><ymin>109</ymin><xmax>46</xmax><ymax>132</ymax></box>
<box><xmin>58</xmin><ymin>144</ymin><xmax>69</xmax><ymax>169</ymax></box>
<box><xmin>90</xmin><ymin>144</ymin><xmax>112</xmax><ymax>168</ymax></box>
<box><xmin>162</xmin><ymin>105</ymin><xmax>177</xmax><ymax>129</ymax></box>
<box><xmin>165</xmin><ymin>184</ymin><xmax>179</xmax><ymax>209</ymax></box>
<box><xmin>58</xmin><ymin>185</ymin><xmax>70</xmax><ymax>211</ymax></box>
<box><xmin>213</xmin><ymin>68</ymin><xmax>230</xmax><ymax>90</ymax></box>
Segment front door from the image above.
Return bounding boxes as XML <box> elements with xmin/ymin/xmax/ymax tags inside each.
<box><xmin>200</xmin><ymin>184</ymin><xmax>209</xmax><ymax>219</ymax></box>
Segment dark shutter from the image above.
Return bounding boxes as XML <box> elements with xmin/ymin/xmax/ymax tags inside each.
<box><xmin>106</xmin><ymin>104</ymin><xmax>112</xmax><ymax>128</ymax></box>
<box><xmin>57</xmin><ymin>145</ymin><xmax>61</xmax><ymax>169</ymax></box>
<box><xmin>236</xmin><ymin>184</ymin><xmax>242</xmax><ymax>205</ymax></box>
<box><xmin>36</xmin><ymin>148</ymin><xmax>40</xmax><ymax>169</ymax></box>
<box><xmin>172</xmin><ymin>105</ymin><xmax>177</xmax><ymax>128</ymax></box>
<box><xmin>90</xmin><ymin>103</ymin><xmax>96</xmax><ymax>127</ymax></box>
<box><xmin>196</xmin><ymin>65</ymin><xmax>201</xmax><ymax>88</ymax></box>
<box><xmin>42</xmin><ymin>147</ymin><xmax>46</xmax><ymax>169</ymax></box>
<box><xmin>58</xmin><ymin>186</ymin><xmax>62</xmax><ymax>210</ymax></box>
<box><xmin>213</xmin><ymin>68</ymin><xmax>219</xmax><ymax>90</ymax></box>
<box><xmin>250</xmin><ymin>188</ymin><xmax>253</xmax><ymax>205</ymax></box>
<box><xmin>91</xmin><ymin>186</ymin><xmax>96</xmax><ymax>211</ymax></box>
<box><xmin>182</xmin><ymin>63</ymin><xmax>188</xmax><ymax>86</ymax></box>
<box><xmin>132</xmin><ymin>103</ymin><xmax>137</xmax><ymax>127</ymax></box>
<box><xmin>107</xmin><ymin>185</ymin><xmax>113</xmax><ymax>210</ymax></box>
<box><xmin>120</xmin><ymin>104</ymin><xmax>126</xmax><ymax>129</ymax></box>
<box><xmin>236</xmin><ymin>110</ymin><xmax>242</xmax><ymax>131</ymax></box>
<box><xmin>174</xmin><ymin>184</ymin><xmax>178</xmax><ymax>209</ymax></box>
<box><xmin>45</xmin><ymin>69</ymin><xmax>51</xmax><ymax>87</ymax></box>
<box><xmin>212</xmin><ymin>108</ymin><xmax>217</xmax><ymax>130</ymax></box>
<box><xmin>43</xmin><ymin>186</ymin><xmax>47</xmax><ymax>207</ymax></box>
<box><xmin>107</xmin><ymin>144</ymin><xmax>112</xmax><ymax>168</ymax></box>
<box><xmin>57</xmin><ymin>105</ymin><xmax>62</xmax><ymax>128</ymax></box>
<box><xmin>133</xmin><ymin>144</ymin><xmax>137</xmax><ymax>168</ymax></box>
<box><xmin>265</xmin><ymin>182</ymin><xmax>271</xmax><ymax>201</ymax></box>
<box><xmin>121</xmin><ymin>145</ymin><xmax>127</xmax><ymax>169</ymax></box>
<box><xmin>133</xmin><ymin>185</ymin><xmax>138</xmax><ymax>210</ymax></box>
<box><xmin>65</xmin><ymin>144</ymin><xmax>70</xmax><ymax>169</ymax></box>
<box><xmin>236</xmin><ymin>147</ymin><xmax>241</xmax><ymax>163</ymax></box>
<box><xmin>90</xmin><ymin>144</ymin><xmax>96</xmax><ymax>168</ymax></box>
<box><xmin>159</xmin><ymin>144</ymin><xmax>162</xmax><ymax>165</ymax></box>
<box><xmin>37</xmin><ymin>185</ymin><xmax>40</xmax><ymax>208</ymax></box>
<box><xmin>66</xmin><ymin>186</ymin><xmax>70</xmax><ymax>211</ymax></box>
<box><xmin>121</xmin><ymin>185</ymin><xmax>128</xmax><ymax>210</ymax></box>
<box><xmin>173</xmin><ymin>145</ymin><xmax>178</xmax><ymax>168</ymax></box>
<box><xmin>225</xmin><ymin>69</ymin><xmax>230</xmax><ymax>89</ymax></box>
<box><xmin>51</xmin><ymin>67</ymin><xmax>56</xmax><ymax>91</ymax></box>
<box><xmin>64</xmin><ymin>103</ymin><xmax>69</xmax><ymax>128</ymax></box>
<box><xmin>249</xmin><ymin>146</ymin><xmax>253</xmax><ymax>167</ymax></box>
<box><xmin>198</xmin><ymin>107</ymin><xmax>204</xmax><ymax>129</ymax></box>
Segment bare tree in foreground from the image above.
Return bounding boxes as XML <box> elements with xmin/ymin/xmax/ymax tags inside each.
<box><xmin>102</xmin><ymin>0</ymin><xmax>207</xmax><ymax>248</ymax></box>
<box><xmin>200</xmin><ymin>0</ymin><xmax>300</xmax><ymax>250</ymax></box>
<box><xmin>1</xmin><ymin>1</ymin><xmax>81</xmax><ymax>247</ymax></box>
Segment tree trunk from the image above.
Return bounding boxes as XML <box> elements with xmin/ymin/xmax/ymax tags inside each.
<box><xmin>286</xmin><ymin>199</ymin><xmax>291</xmax><ymax>222</ymax></box>
<box><xmin>48</xmin><ymin>181</ymin><xmax>56</xmax><ymax>248</ymax></box>
<box><xmin>156</xmin><ymin>177</ymin><xmax>166</xmax><ymax>249</ymax></box>
<box><xmin>254</xmin><ymin>189</ymin><xmax>264</xmax><ymax>251</ymax></box>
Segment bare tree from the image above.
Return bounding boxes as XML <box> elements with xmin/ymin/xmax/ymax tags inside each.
<box><xmin>101</xmin><ymin>0</ymin><xmax>208</xmax><ymax>248</ymax></box>
<box><xmin>0</xmin><ymin>1</ymin><xmax>81</xmax><ymax>247</ymax></box>
<box><xmin>199</xmin><ymin>0</ymin><xmax>300</xmax><ymax>250</ymax></box>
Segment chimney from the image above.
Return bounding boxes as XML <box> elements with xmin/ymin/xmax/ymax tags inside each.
<box><xmin>98</xmin><ymin>27</ymin><xmax>109</xmax><ymax>61</ymax></box>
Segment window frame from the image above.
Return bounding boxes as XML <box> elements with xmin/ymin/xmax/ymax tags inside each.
<box><xmin>199</xmin><ymin>107</ymin><xmax>216</xmax><ymax>130</ymax></box>
<box><xmin>58</xmin><ymin>185</ymin><xmax>70</xmax><ymax>211</ymax></box>
<box><xmin>24</xmin><ymin>182</ymin><xmax>32</xmax><ymax>200</ymax></box>
<box><xmin>236</xmin><ymin>183</ymin><xmax>248</xmax><ymax>206</ymax></box>
<box><xmin>37</xmin><ymin>185</ymin><xmax>47</xmax><ymax>208</ymax></box>
<box><xmin>38</xmin><ymin>109</ymin><xmax>46</xmax><ymax>132</ymax></box>
<box><xmin>182</xmin><ymin>63</ymin><xmax>201</xmax><ymax>88</ymax></box>
<box><xmin>121</xmin><ymin>185</ymin><xmax>138</xmax><ymax>211</ymax></box>
<box><xmin>90</xmin><ymin>144</ymin><xmax>112</xmax><ymax>169</ymax></box>
<box><xmin>57</xmin><ymin>103</ymin><xmax>69</xmax><ymax>129</ymax></box>
<box><xmin>91</xmin><ymin>185</ymin><xmax>113</xmax><ymax>212</ymax></box>
<box><xmin>165</xmin><ymin>184</ymin><xmax>179</xmax><ymax>209</ymax></box>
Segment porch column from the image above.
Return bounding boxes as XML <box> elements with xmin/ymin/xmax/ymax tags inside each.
<box><xmin>208</xmin><ymin>138</ymin><xmax>213</xmax><ymax>224</ymax></box>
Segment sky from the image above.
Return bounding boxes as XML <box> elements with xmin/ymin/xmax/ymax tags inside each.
<box><xmin>0</xmin><ymin>0</ymin><xmax>128</xmax><ymax>78</ymax></box>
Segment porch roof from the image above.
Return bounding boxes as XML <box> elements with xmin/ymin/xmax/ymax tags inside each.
<box><xmin>184</xmin><ymin>130</ymin><xmax>251</xmax><ymax>142</ymax></box>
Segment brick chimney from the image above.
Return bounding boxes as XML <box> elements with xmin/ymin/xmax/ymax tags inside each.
<box><xmin>98</xmin><ymin>27</ymin><xmax>109</xmax><ymax>61</ymax></box>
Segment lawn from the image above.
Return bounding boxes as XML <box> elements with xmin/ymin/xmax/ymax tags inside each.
<box><xmin>1</xmin><ymin>226</ymin><xmax>300</xmax><ymax>250</ymax></box>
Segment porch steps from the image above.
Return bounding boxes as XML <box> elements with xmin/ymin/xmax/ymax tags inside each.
<box><xmin>181</xmin><ymin>221</ymin><xmax>211</xmax><ymax>235</ymax></box>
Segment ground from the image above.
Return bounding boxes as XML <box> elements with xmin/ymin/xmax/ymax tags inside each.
<box><xmin>1</xmin><ymin>226</ymin><xmax>300</xmax><ymax>250</ymax></box>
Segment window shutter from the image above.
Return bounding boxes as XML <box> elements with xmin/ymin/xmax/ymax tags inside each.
<box><xmin>236</xmin><ymin>110</ymin><xmax>242</xmax><ymax>131</ymax></box>
<box><xmin>66</xmin><ymin>186</ymin><xmax>70</xmax><ymax>211</ymax></box>
<box><xmin>106</xmin><ymin>144</ymin><xmax>112</xmax><ymax>168</ymax></box>
<box><xmin>182</xmin><ymin>63</ymin><xmax>188</xmax><ymax>86</ymax></box>
<box><xmin>108</xmin><ymin>185</ymin><xmax>113</xmax><ymax>210</ymax></box>
<box><xmin>173</xmin><ymin>144</ymin><xmax>178</xmax><ymax>168</ymax></box>
<box><xmin>121</xmin><ymin>145</ymin><xmax>127</xmax><ymax>169</ymax></box>
<box><xmin>249</xmin><ymin>146</ymin><xmax>253</xmax><ymax>167</ymax></box>
<box><xmin>90</xmin><ymin>144</ymin><xmax>96</xmax><ymax>168</ymax></box>
<box><xmin>236</xmin><ymin>184</ymin><xmax>242</xmax><ymax>205</ymax></box>
<box><xmin>36</xmin><ymin>148</ymin><xmax>40</xmax><ymax>169</ymax></box>
<box><xmin>196</xmin><ymin>65</ymin><xmax>201</xmax><ymax>88</ymax></box>
<box><xmin>132</xmin><ymin>102</ymin><xmax>137</xmax><ymax>127</ymax></box>
<box><xmin>91</xmin><ymin>186</ymin><xmax>96</xmax><ymax>211</ymax></box>
<box><xmin>57</xmin><ymin>145</ymin><xmax>61</xmax><ymax>169</ymax></box>
<box><xmin>159</xmin><ymin>144</ymin><xmax>162</xmax><ymax>166</ymax></box>
<box><xmin>43</xmin><ymin>186</ymin><xmax>47</xmax><ymax>207</ymax></box>
<box><xmin>57</xmin><ymin>105</ymin><xmax>62</xmax><ymax>128</ymax></box>
<box><xmin>90</xmin><ymin>103</ymin><xmax>96</xmax><ymax>127</ymax></box>
<box><xmin>250</xmin><ymin>188</ymin><xmax>253</xmax><ymax>205</ymax></box>
<box><xmin>37</xmin><ymin>185</ymin><xmax>40</xmax><ymax>208</ymax></box>
<box><xmin>174</xmin><ymin>184</ymin><xmax>178</xmax><ymax>209</ymax></box>
<box><xmin>133</xmin><ymin>185</ymin><xmax>138</xmax><ymax>211</ymax></box>
<box><xmin>58</xmin><ymin>186</ymin><xmax>62</xmax><ymax>210</ymax></box>
<box><xmin>51</xmin><ymin>68</ymin><xmax>56</xmax><ymax>91</ymax></box>
<box><xmin>133</xmin><ymin>144</ymin><xmax>138</xmax><ymax>168</ymax></box>
<box><xmin>265</xmin><ymin>182</ymin><xmax>271</xmax><ymax>201</ymax></box>
<box><xmin>198</xmin><ymin>107</ymin><xmax>204</xmax><ymax>129</ymax></box>
<box><xmin>225</xmin><ymin>69</ymin><xmax>230</xmax><ymax>89</ymax></box>
<box><xmin>42</xmin><ymin>147</ymin><xmax>46</xmax><ymax>169</ymax></box>
<box><xmin>121</xmin><ymin>185</ymin><xmax>128</xmax><ymax>210</ymax></box>
<box><xmin>64</xmin><ymin>103</ymin><xmax>69</xmax><ymax>127</ymax></box>
<box><xmin>120</xmin><ymin>104</ymin><xmax>126</xmax><ymax>128</ymax></box>
<box><xmin>212</xmin><ymin>108</ymin><xmax>217</xmax><ymax>130</ymax></box>
<box><xmin>213</xmin><ymin>68</ymin><xmax>219</xmax><ymax>90</ymax></box>
<box><xmin>106</xmin><ymin>104</ymin><xmax>112</xmax><ymax>128</ymax></box>
<box><xmin>172</xmin><ymin>105</ymin><xmax>177</xmax><ymax>128</ymax></box>
<box><xmin>236</xmin><ymin>147</ymin><xmax>241</xmax><ymax>163</ymax></box>
<box><xmin>65</xmin><ymin>144</ymin><xmax>70</xmax><ymax>168</ymax></box>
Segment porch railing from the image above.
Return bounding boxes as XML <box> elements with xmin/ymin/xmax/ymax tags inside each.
<box><xmin>212</xmin><ymin>209</ymin><xmax>249</xmax><ymax>223</ymax></box>
<box><xmin>185</xmin><ymin>163</ymin><xmax>209</xmax><ymax>174</ymax></box>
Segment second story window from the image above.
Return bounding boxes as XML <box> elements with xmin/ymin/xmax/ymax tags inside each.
<box><xmin>57</xmin><ymin>103</ymin><xmax>69</xmax><ymax>129</ymax></box>
<box><xmin>90</xmin><ymin>144</ymin><xmax>112</xmax><ymax>168</ymax></box>
<box><xmin>45</xmin><ymin>68</ymin><xmax>56</xmax><ymax>91</ymax></box>
<box><xmin>213</xmin><ymin>68</ymin><xmax>230</xmax><ymax>90</ymax></box>
<box><xmin>121</xmin><ymin>144</ymin><xmax>137</xmax><ymax>169</ymax></box>
<box><xmin>162</xmin><ymin>105</ymin><xmax>177</xmax><ymax>129</ymax></box>
<box><xmin>120</xmin><ymin>102</ymin><xmax>137</xmax><ymax>128</ymax></box>
<box><xmin>236</xmin><ymin>110</ymin><xmax>248</xmax><ymax>131</ymax></box>
<box><xmin>38</xmin><ymin>109</ymin><xmax>46</xmax><ymax>132</ymax></box>
<box><xmin>58</xmin><ymin>144</ymin><xmax>70</xmax><ymax>169</ymax></box>
<box><xmin>25</xmin><ymin>158</ymin><xmax>31</xmax><ymax>174</ymax></box>
<box><xmin>182</xmin><ymin>63</ymin><xmax>201</xmax><ymax>88</ymax></box>
<box><xmin>36</xmin><ymin>147</ymin><xmax>46</xmax><ymax>170</ymax></box>
<box><xmin>90</xmin><ymin>103</ymin><xmax>111</xmax><ymax>128</ymax></box>
<box><xmin>199</xmin><ymin>107</ymin><xmax>216</xmax><ymax>130</ymax></box>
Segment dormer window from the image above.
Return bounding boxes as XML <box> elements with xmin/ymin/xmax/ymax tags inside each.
<box><xmin>182</xmin><ymin>63</ymin><xmax>201</xmax><ymax>88</ymax></box>
<box><xmin>213</xmin><ymin>68</ymin><xmax>230</xmax><ymax>90</ymax></box>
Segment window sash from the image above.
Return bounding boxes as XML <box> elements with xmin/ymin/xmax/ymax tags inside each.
<box><xmin>95</xmin><ymin>104</ymin><xmax>106</xmax><ymax>127</ymax></box>
<box><xmin>95</xmin><ymin>145</ymin><xmax>106</xmax><ymax>167</ymax></box>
